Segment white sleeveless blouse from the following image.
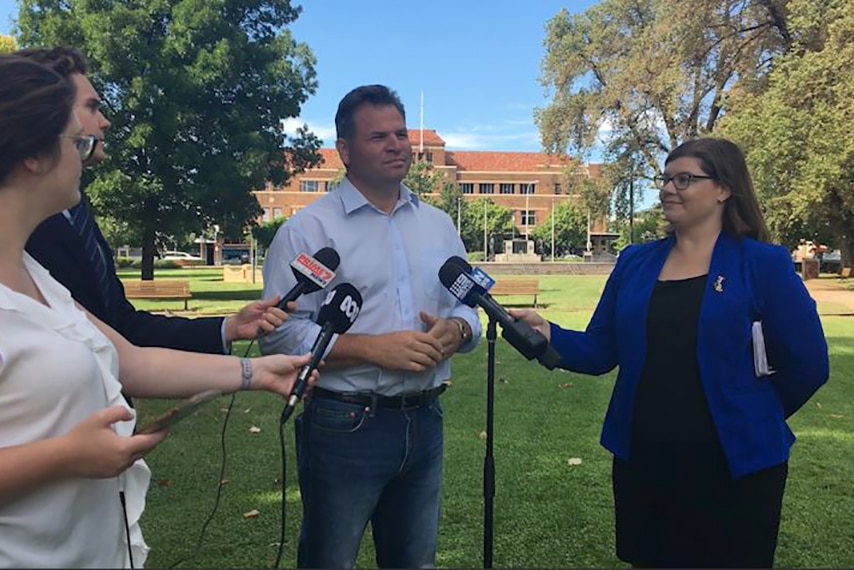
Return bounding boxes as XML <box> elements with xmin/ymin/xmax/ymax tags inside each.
<box><xmin>0</xmin><ymin>253</ymin><xmax>150</xmax><ymax>568</ymax></box>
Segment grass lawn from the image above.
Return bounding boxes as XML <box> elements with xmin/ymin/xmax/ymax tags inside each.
<box><xmin>129</xmin><ymin>268</ymin><xmax>854</xmax><ymax>568</ymax></box>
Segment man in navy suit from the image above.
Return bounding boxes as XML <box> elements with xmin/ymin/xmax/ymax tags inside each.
<box><xmin>20</xmin><ymin>46</ymin><xmax>282</xmax><ymax>353</ymax></box>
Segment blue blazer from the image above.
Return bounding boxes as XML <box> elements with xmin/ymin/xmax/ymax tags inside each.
<box><xmin>26</xmin><ymin>211</ymin><xmax>224</xmax><ymax>353</ymax></box>
<box><xmin>550</xmin><ymin>232</ymin><xmax>829</xmax><ymax>478</ymax></box>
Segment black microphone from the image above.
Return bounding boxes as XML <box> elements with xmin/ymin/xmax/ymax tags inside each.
<box><xmin>276</xmin><ymin>247</ymin><xmax>340</xmax><ymax>310</ymax></box>
<box><xmin>281</xmin><ymin>282</ymin><xmax>363</xmax><ymax>422</ymax></box>
<box><xmin>439</xmin><ymin>259</ymin><xmax>561</xmax><ymax>369</ymax></box>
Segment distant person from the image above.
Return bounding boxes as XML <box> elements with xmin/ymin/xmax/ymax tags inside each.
<box><xmin>18</xmin><ymin>46</ymin><xmax>285</xmax><ymax>354</ymax></box>
<box><xmin>510</xmin><ymin>138</ymin><xmax>828</xmax><ymax>567</ymax></box>
<box><xmin>260</xmin><ymin>84</ymin><xmax>481</xmax><ymax>568</ymax></box>
<box><xmin>0</xmin><ymin>54</ymin><xmax>317</xmax><ymax>568</ymax></box>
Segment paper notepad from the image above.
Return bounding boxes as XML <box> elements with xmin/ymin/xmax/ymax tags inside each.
<box><xmin>752</xmin><ymin>321</ymin><xmax>775</xmax><ymax>377</ymax></box>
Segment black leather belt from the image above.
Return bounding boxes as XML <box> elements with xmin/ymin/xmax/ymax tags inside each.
<box><xmin>311</xmin><ymin>384</ymin><xmax>447</xmax><ymax>410</ymax></box>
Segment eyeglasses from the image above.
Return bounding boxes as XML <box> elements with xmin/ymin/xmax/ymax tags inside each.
<box><xmin>59</xmin><ymin>134</ymin><xmax>98</xmax><ymax>162</ymax></box>
<box><xmin>653</xmin><ymin>172</ymin><xmax>716</xmax><ymax>191</ymax></box>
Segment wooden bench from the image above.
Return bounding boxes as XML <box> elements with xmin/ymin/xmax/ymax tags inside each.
<box><xmin>839</xmin><ymin>267</ymin><xmax>851</xmax><ymax>281</ymax></box>
<box><xmin>124</xmin><ymin>280</ymin><xmax>192</xmax><ymax>310</ymax></box>
<box><xmin>489</xmin><ymin>278</ymin><xmax>541</xmax><ymax>307</ymax></box>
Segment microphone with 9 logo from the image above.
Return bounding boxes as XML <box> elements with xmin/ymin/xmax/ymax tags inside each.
<box><xmin>276</xmin><ymin>247</ymin><xmax>340</xmax><ymax>310</ymax></box>
<box><xmin>280</xmin><ymin>283</ymin><xmax>363</xmax><ymax>422</ymax></box>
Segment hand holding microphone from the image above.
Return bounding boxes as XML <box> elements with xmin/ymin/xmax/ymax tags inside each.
<box><xmin>438</xmin><ymin>257</ymin><xmax>561</xmax><ymax>369</ymax></box>
<box><xmin>506</xmin><ymin>308</ymin><xmax>551</xmax><ymax>341</ymax></box>
<box><xmin>249</xmin><ymin>247</ymin><xmax>339</xmax><ymax>339</ymax></box>
<box><xmin>281</xmin><ymin>283</ymin><xmax>363</xmax><ymax>422</ymax></box>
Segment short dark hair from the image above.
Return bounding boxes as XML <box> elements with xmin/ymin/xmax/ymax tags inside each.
<box><xmin>665</xmin><ymin>137</ymin><xmax>770</xmax><ymax>242</ymax></box>
<box><xmin>14</xmin><ymin>46</ymin><xmax>89</xmax><ymax>79</ymax></box>
<box><xmin>335</xmin><ymin>84</ymin><xmax>406</xmax><ymax>141</ymax></box>
<box><xmin>0</xmin><ymin>56</ymin><xmax>75</xmax><ymax>185</ymax></box>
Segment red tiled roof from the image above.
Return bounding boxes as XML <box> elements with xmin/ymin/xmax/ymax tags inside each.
<box><xmin>408</xmin><ymin>129</ymin><xmax>445</xmax><ymax>146</ymax></box>
<box><xmin>317</xmin><ymin>148</ymin><xmax>343</xmax><ymax>170</ymax></box>
<box><xmin>446</xmin><ymin>151</ymin><xmax>573</xmax><ymax>172</ymax></box>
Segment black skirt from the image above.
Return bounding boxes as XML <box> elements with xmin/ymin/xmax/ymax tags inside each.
<box><xmin>612</xmin><ymin>450</ymin><xmax>788</xmax><ymax>568</ymax></box>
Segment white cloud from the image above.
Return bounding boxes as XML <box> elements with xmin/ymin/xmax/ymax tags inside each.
<box><xmin>280</xmin><ymin>118</ymin><xmax>336</xmax><ymax>142</ymax></box>
<box><xmin>442</xmin><ymin>124</ymin><xmax>541</xmax><ymax>151</ymax></box>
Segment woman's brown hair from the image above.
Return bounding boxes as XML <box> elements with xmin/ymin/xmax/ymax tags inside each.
<box><xmin>666</xmin><ymin>137</ymin><xmax>770</xmax><ymax>242</ymax></box>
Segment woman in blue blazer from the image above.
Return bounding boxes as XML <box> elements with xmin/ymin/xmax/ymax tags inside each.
<box><xmin>512</xmin><ymin>138</ymin><xmax>828</xmax><ymax>568</ymax></box>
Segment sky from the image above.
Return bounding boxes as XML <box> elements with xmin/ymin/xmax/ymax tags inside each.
<box><xmin>0</xmin><ymin>0</ymin><xmax>600</xmax><ymax>152</ymax></box>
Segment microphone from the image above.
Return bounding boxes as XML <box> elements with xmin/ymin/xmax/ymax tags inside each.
<box><xmin>439</xmin><ymin>259</ymin><xmax>561</xmax><ymax>369</ymax></box>
<box><xmin>281</xmin><ymin>282</ymin><xmax>363</xmax><ymax>422</ymax></box>
<box><xmin>276</xmin><ymin>247</ymin><xmax>340</xmax><ymax>310</ymax></box>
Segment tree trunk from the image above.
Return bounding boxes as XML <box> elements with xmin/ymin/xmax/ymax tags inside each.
<box><xmin>140</xmin><ymin>226</ymin><xmax>157</xmax><ymax>281</ymax></box>
<box><xmin>827</xmin><ymin>205</ymin><xmax>853</xmax><ymax>269</ymax></box>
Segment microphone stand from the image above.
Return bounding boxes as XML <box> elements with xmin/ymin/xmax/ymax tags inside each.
<box><xmin>483</xmin><ymin>316</ymin><xmax>497</xmax><ymax>569</ymax></box>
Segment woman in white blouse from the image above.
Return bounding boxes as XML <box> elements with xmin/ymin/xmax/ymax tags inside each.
<box><xmin>0</xmin><ymin>56</ymin><xmax>315</xmax><ymax>568</ymax></box>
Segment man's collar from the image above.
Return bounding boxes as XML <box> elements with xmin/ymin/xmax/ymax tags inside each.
<box><xmin>337</xmin><ymin>176</ymin><xmax>419</xmax><ymax>215</ymax></box>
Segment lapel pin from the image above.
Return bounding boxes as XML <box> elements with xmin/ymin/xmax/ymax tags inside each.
<box><xmin>714</xmin><ymin>275</ymin><xmax>725</xmax><ymax>293</ymax></box>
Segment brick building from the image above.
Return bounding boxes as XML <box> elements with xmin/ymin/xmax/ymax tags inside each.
<box><xmin>253</xmin><ymin>129</ymin><xmax>616</xmax><ymax>254</ymax></box>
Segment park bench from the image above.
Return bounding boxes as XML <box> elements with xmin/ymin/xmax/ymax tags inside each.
<box><xmin>124</xmin><ymin>279</ymin><xmax>192</xmax><ymax>310</ymax></box>
<box><xmin>489</xmin><ymin>278</ymin><xmax>541</xmax><ymax>307</ymax></box>
<box><xmin>839</xmin><ymin>267</ymin><xmax>851</xmax><ymax>281</ymax></box>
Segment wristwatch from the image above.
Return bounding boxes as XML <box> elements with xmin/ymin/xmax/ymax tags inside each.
<box><xmin>451</xmin><ymin>318</ymin><xmax>470</xmax><ymax>344</ymax></box>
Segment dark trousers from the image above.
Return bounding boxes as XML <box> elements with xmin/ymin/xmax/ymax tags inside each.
<box><xmin>295</xmin><ymin>394</ymin><xmax>444</xmax><ymax>569</ymax></box>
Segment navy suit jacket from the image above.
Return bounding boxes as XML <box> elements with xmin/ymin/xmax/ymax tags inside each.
<box><xmin>26</xmin><ymin>210</ymin><xmax>224</xmax><ymax>353</ymax></box>
<box><xmin>550</xmin><ymin>233</ymin><xmax>829</xmax><ymax>478</ymax></box>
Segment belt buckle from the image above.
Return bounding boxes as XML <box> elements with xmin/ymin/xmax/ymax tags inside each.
<box><xmin>399</xmin><ymin>392</ymin><xmax>421</xmax><ymax>410</ymax></box>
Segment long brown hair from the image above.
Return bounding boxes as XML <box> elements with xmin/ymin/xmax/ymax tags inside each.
<box><xmin>665</xmin><ymin>137</ymin><xmax>770</xmax><ymax>242</ymax></box>
<box><xmin>0</xmin><ymin>56</ymin><xmax>75</xmax><ymax>186</ymax></box>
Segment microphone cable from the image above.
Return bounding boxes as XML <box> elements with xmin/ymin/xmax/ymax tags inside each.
<box><xmin>168</xmin><ymin>338</ymin><xmax>254</xmax><ymax>569</ymax></box>
<box><xmin>273</xmin><ymin>406</ymin><xmax>291</xmax><ymax>568</ymax></box>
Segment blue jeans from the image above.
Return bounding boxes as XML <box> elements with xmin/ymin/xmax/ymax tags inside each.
<box><xmin>294</xmin><ymin>394</ymin><xmax>444</xmax><ymax>569</ymax></box>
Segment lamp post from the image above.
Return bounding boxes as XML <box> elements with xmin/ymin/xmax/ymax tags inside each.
<box><xmin>629</xmin><ymin>158</ymin><xmax>635</xmax><ymax>244</ymax></box>
<box><xmin>550</xmin><ymin>196</ymin><xmax>555</xmax><ymax>262</ymax></box>
<box><xmin>457</xmin><ymin>195</ymin><xmax>462</xmax><ymax>236</ymax></box>
<box><xmin>483</xmin><ymin>198</ymin><xmax>488</xmax><ymax>261</ymax></box>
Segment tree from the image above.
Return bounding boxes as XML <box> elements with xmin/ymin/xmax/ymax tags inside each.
<box><xmin>252</xmin><ymin>215</ymin><xmax>288</xmax><ymax>253</ymax></box>
<box><xmin>611</xmin><ymin>204</ymin><xmax>668</xmax><ymax>251</ymax></box>
<box><xmin>468</xmin><ymin>198</ymin><xmax>514</xmax><ymax>259</ymax></box>
<box><xmin>719</xmin><ymin>0</ymin><xmax>854</xmax><ymax>264</ymax></box>
<box><xmin>0</xmin><ymin>34</ymin><xmax>17</xmax><ymax>54</ymax></box>
<box><xmin>17</xmin><ymin>0</ymin><xmax>321</xmax><ymax>279</ymax></box>
<box><xmin>427</xmin><ymin>183</ymin><xmax>470</xmax><ymax>237</ymax></box>
<box><xmin>327</xmin><ymin>167</ymin><xmax>346</xmax><ymax>191</ymax></box>
<box><xmin>530</xmin><ymin>200</ymin><xmax>587</xmax><ymax>257</ymax></box>
<box><xmin>404</xmin><ymin>159</ymin><xmax>454</xmax><ymax>196</ymax></box>
<box><xmin>536</xmin><ymin>0</ymin><xmax>792</xmax><ymax>180</ymax></box>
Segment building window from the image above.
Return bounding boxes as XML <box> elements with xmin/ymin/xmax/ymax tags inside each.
<box><xmin>460</xmin><ymin>183</ymin><xmax>474</xmax><ymax>194</ymax></box>
<box><xmin>273</xmin><ymin>207</ymin><xmax>283</xmax><ymax>219</ymax></box>
<box><xmin>521</xmin><ymin>210</ymin><xmax>536</xmax><ymax>225</ymax></box>
<box><xmin>262</xmin><ymin>208</ymin><xmax>271</xmax><ymax>222</ymax></box>
<box><xmin>479</xmin><ymin>183</ymin><xmax>494</xmax><ymax>194</ymax></box>
<box><xmin>426</xmin><ymin>151</ymin><xmax>433</xmax><ymax>163</ymax></box>
<box><xmin>300</xmin><ymin>180</ymin><xmax>320</xmax><ymax>192</ymax></box>
<box><xmin>520</xmin><ymin>183</ymin><xmax>536</xmax><ymax>194</ymax></box>
<box><xmin>500</xmin><ymin>183</ymin><xmax>515</xmax><ymax>194</ymax></box>
<box><xmin>554</xmin><ymin>183</ymin><xmax>561</xmax><ymax>194</ymax></box>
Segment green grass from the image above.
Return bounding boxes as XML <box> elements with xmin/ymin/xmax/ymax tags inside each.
<box><xmin>132</xmin><ymin>269</ymin><xmax>854</xmax><ymax>568</ymax></box>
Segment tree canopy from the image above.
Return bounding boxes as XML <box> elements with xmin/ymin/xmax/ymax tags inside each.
<box><xmin>538</xmin><ymin>0</ymin><xmax>854</xmax><ymax>262</ymax></box>
<box><xmin>719</xmin><ymin>0</ymin><xmax>854</xmax><ymax>263</ymax></box>
<box><xmin>536</xmin><ymin>0</ymin><xmax>791</xmax><ymax>176</ymax></box>
<box><xmin>16</xmin><ymin>0</ymin><xmax>321</xmax><ymax>278</ymax></box>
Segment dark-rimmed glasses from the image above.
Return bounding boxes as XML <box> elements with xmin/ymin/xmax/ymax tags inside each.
<box><xmin>653</xmin><ymin>172</ymin><xmax>716</xmax><ymax>191</ymax></box>
<box><xmin>59</xmin><ymin>134</ymin><xmax>98</xmax><ymax>162</ymax></box>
